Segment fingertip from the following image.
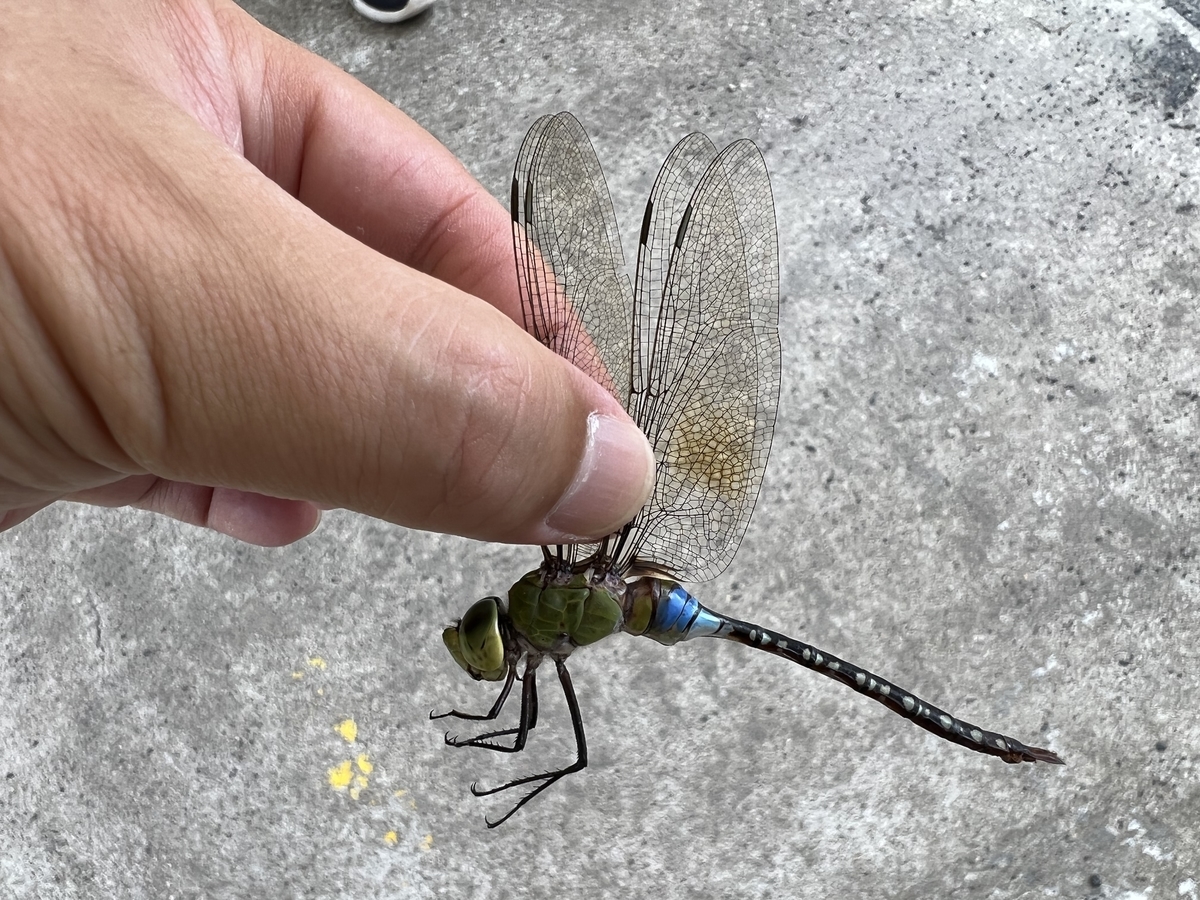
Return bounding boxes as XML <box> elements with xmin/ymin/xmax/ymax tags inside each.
<box><xmin>537</xmin><ymin>412</ymin><xmax>656</xmax><ymax>543</ymax></box>
<box><xmin>207</xmin><ymin>489</ymin><xmax>322</xmax><ymax>547</ymax></box>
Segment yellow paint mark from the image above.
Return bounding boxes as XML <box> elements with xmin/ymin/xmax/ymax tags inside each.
<box><xmin>355</xmin><ymin>754</ymin><xmax>373</xmax><ymax>775</ymax></box>
<box><xmin>308</xmin><ymin>657</ymin><xmax>327</xmax><ymax>669</ymax></box>
<box><xmin>327</xmin><ymin>760</ymin><xmax>353</xmax><ymax>790</ymax></box>
<box><xmin>384</xmin><ymin>831</ymin><xmax>398</xmax><ymax>846</ymax></box>
<box><xmin>291</xmin><ymin>671</ymin><xmax>304</xmax><ymax>679</ymax></box>
<box><xmin>393</xmin><ymin>789</ymin><xmax>407</xmax><ymax>798</ymax></box>
<box><xmin>420</xmin><ymin>834</ymin><xmax>433</xmax><ymax>852</ymax></box>
<box><xmin>335</xmin><ymin>719</ymin><xmax>357</xmax><ymax>743</ymax></box>
<box><xmin>350</xmin><ymin>786</ymin><xmax>363</xmax><ymax>800</ymax></box>
<box><xmin>354</xmin><ymin>775</ymin><xmax>368</xmax><ymax>789</ymax></box>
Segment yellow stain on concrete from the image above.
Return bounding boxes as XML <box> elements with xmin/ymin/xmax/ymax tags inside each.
<box><xmin>420</xmin><ymin>834</ymin><xmax>433</xmax><ymax>852</ymax></box>
<box><xmin>354</xmin><ymin>775</ymin><xmax>368</xmax><ymax>789</ymax></box>
<box><xmin>335</xmin><ymin>719</ymin><xmax>357</xmax><ymax>743</ymax></box>
<box><xmin>384</xmin><ymin>831</ymin><xmax>398</xmax><ymax>846</ymax></box>
<box><xmin>355</xmin><ymin>754</ymin><xmax>373</xmax><ymax>774</ymax></box>
<box><xmin>308</xmin><ymin>657</ymin><xmax>327</xmax><ymax>669</ymax></box>
<box><xmin>291</xmin><ymin>671</ymin><xmax>304</xmax><ymax>679</ymax></box>
<box><xmin>327</xmin><ymin>760</ymin><xmax>353</xmax><ymax>790</ymax></box>
<box><xmin>393</xmin><ymin>789</ymin><xmax>407</xmax><ymax>798</ymax></box>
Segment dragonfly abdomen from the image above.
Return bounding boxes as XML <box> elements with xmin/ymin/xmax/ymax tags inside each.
<box><xmin>622</xmin><ymin>577</ymin><xmax>726</xmax><ymax>645</ymax></box>
<box><xmin>722</xmin><ymin>617</ymin><xmax>1062</xmax><ymax>765</ymax></box>
<box><xmin>623</xmin><ymin>577</ymin><xmax>1063</xmax><ymax>766</ymax></box>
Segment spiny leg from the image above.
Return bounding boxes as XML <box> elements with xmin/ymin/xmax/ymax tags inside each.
<box><xmin>444</xmin><ymin>661</ymin><xmax>540</xmax><ymax>752</ymax></box>
<box><xmin>472</xmin><ymin>659</ymin><xmax>588</xmax><ymax>829</ymax></box>
<box><xmin>720</xmin><ymin>617</ymin><xmax>1064</xmax><ymax>765</ymax></box>
<box><xmin>430</xmin><ymin>663</ymin><xmax>517</xmax><ymax>722</ymax></box>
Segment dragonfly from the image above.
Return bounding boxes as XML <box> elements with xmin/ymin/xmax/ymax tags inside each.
<box><xmin>434</xmin><ymin>112</ymin><xmax>1064</xmax><ymax>828</ymax></box>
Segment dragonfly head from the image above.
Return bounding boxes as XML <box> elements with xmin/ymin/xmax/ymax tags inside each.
<box><xmin>442</xmin><ymin>597</ymin><xmax>507</xmax><ymax>682</ymax></box>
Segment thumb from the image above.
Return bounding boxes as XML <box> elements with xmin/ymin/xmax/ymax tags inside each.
<box><xmin>3</xmin><ymin>6</ymin><xmax>655</xmax><ymax>544</ymax></box>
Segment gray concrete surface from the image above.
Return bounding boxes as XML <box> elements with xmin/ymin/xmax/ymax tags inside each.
<box><xmin>3</xmin><ymin>0</ymin><xmax>1200</xmax><ymax>897</ymax></box>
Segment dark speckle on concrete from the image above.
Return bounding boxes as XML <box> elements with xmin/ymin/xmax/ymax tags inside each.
<box><xmin>1129</xmin><ymin>21</ymin><xmax>1200</xmax><ymax>112</ymax></box>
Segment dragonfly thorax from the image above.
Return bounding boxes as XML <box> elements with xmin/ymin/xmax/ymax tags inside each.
<box><xmin>506</xmin><ymin>566</ymin><xmax>626</xmax><ymax>653</ymax></box>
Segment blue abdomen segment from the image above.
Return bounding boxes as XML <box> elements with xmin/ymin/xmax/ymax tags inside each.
<box><xmin>643</xmin><ymin>583</ymin><xmax>726</xmax><ymax>646</ymax></box>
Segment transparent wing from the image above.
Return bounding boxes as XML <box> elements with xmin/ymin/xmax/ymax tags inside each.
<box><xmin>511</xmin><ymin>112</ymin><xmax>633</xmax><ymax>407</ymax></box>
<box><xmin>630</xmin><ymin>132</ymin><xmax>720</xmax><ymax>404</ymax></box>
<box><xmin>620</xmin><ymin>139</ymin><xmax>780</xmax><ymax>583</ymax></box>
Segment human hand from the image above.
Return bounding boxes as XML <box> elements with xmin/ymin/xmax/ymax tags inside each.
<box><xmin>0</xmin><ymin>0</ymin><xmax>654</xmax><ymax>546</ymax></box>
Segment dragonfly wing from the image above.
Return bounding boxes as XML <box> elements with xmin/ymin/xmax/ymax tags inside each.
<box><xmin>630</xmin><ymin>132</ymin><xmax>720</xmax><ymax>403</ymax></box>
<box><xmin>511</xmin><ymin>112</ymin><xmax>634</xmax><ymax>408</ymax></box>
<box><xmin>621</xmin><ymin>139</ymin><xmax>780</xmax><ymax>583</ymax></box>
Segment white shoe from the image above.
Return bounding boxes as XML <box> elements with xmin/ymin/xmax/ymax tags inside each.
<box><xmin>351</xmin><ymin>0</ymin><xmax>437</xmax><ymax>23</ymax></box>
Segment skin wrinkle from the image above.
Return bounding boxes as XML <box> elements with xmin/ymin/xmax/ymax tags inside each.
<box><xmin>0</xmin><ymin>253</ymin><xmax>59</xmax><ymax>479</ymax></box>
<box><xmin>379</xmin><ymin>301</ymin><xmax>463</xmax><ymax>528</ymax></box>
<box><xmin>369</xmin><ymin>288</ymin><xmax>436</xmax><ymax>524</ymax></box>
<box><xmin>297</xmin><ymin>272</ymin><xmax>379</xmax><ymax>503</ymax></box>
<box><xmin>101</xmin><ymin>154</ymin><xmax>284</xmax><ymax>485</ymax></box>
<box><xmin>418</xmin><ymin>191</ymin><xmax>521</xmax><ymax>324</ymax></box>
<box><xmin>244</xmin><ymin>27</ymin><xmax>324</xmax><ymax>196</ymax></box>
<box><xmin>469</xmin><ymin>352</ymin><xmax>556</xmax><ymax>535</ymax></box>
<box><xmin>161</xmin><ymin>159</ymin><xmax>333</xmax><ymax>485</ymax></box>
<box><xmin>156</xmin><ymin>2</ymin><xmax>244</xmax><ymax>152</ymax></box>
<box><xmin>153</xmin><ymin>479</ymin><xmax>215</xmax><ymax>528</ymax></box>
<box><xmin>0</xmin><ymin>182</ymin><xmax>136</xmax><ymax>493</ymax></box>
<box><xmin>253</xmin><ymin>25</ymin><xmax>321</xmax><ymax>193</ymax></box>
<box><xmin>442</xmin><ymin>324</ymin><xmax>556</xmax><ymax>535</ymax></box>
<box><xmin>0</xmin><ymin>392</ymin><xmax>77</xmax><ymax>494</ymax></box>
<box><xmin>284</xmin><ymin>68</ymin><xmax>315</xmax><ymax>199</ymax></box>
<box><xmin>3</xmin><ymin>343</ymin><xmax>121</xmax><ymax>494</ymax></box>
<box><xmin>73</xmin><ymin>118</ymin><xmax>193</xmax><ymax>473</ymax></box>
<box><xmin>0</xmin><ymin>110</ymin><xmax>75</xmax><ymax>481</ymax></box>
<box><xmin>360</xmin><ymin>140</ymin><xmax>444</xmax><ymax>264</ymax></box>
<box><xmin>404</xmin><ymin>183</ymin><xmax>482</xmax><ymax>279</ymax></box>
<box><xmin>372</xmin><ymin>298</ymin><xmax>472</xmax><ymax>527</ymax></box>
<box><xmin>217</xmin><ymin>14</ymin><xmax>282</xmax><ymax>177</ymax></box>
<box><xmin>345</xmin><ymin>142</ymin><xmax>537</xmax><ymax>528</ymax></box>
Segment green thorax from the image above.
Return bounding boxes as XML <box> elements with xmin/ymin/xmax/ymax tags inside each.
<box><xmin>506</xmin><ymin>568</ymin><xmax>625</xmax><ymax>651</ymax></box>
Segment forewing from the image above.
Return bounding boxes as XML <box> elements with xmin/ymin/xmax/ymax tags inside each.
<box><xmin>511</xmin><ymin>112</ymin><xmax>633</xmax><ymax>406</ymax></box>
<box><xmin>630</xmin><ymin>132</ymin><xmax>719</xmax><ymax>402</ymax></box>
<box><xmin>621</xmin><ymin>139</ymin><xmax>780</xmax><ymax>583</ymax></box>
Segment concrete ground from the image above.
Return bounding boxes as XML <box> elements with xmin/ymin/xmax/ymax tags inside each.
<box><xmin>3</xmin><ymin>0</ymin><xmax>1200</xmax><ymax>897</ymax></box>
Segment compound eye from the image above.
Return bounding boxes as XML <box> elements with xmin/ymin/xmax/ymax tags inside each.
<box><xmin>441</xmin><ymin>626</ymin><xmax>472</xmax><ymax>675</ymax></box>
<box><xmin>456</xmin><ymin>597</ymin><xmax>506</xmax><ymax>677</ymax></box>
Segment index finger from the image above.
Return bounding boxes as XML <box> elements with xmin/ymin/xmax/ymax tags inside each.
<box><xmin>221</xmin><ymin>6</ymin><xmax>521</xmax><ymax>321</ymax></box>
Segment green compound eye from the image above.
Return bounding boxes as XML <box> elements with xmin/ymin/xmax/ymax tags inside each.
<box><xmin>442</xmin><ymin>598</ymin><xmax>506</xmax><ymax>682</ymax></box>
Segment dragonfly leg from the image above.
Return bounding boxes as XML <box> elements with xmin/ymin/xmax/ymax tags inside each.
<box><xmin>444</xmin><ymin>660</ymin><xmax>539</xmax><ymax>752</ymax></box>
<box><xmin>472</xmin><ymin>658</ymin><xmax>588</xmax><ymax>829</ymax></box>
<box><xmin>430</xmin><ymin>664</ymin><xmax>518</xmax><ymax>722</ymax></box>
